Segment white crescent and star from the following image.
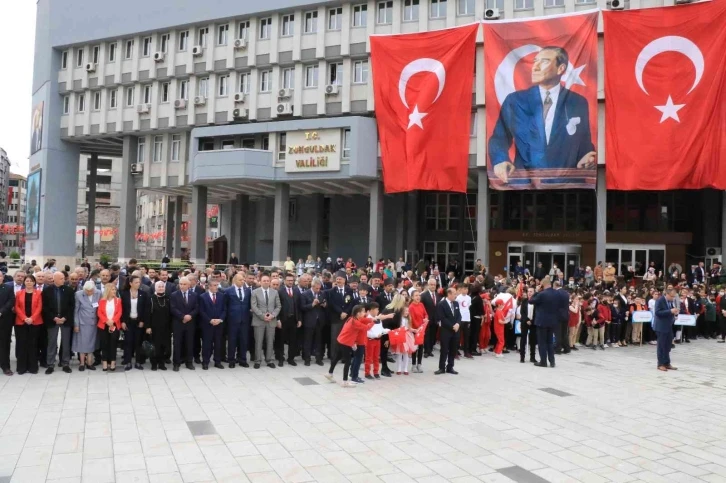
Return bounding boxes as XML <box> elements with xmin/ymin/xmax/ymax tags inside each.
<box><xmin>398</xmin><ymin>58</ymin><xmax>446</xmax><ymax>130</ymax></box>
<box><xmin>634</xmin><ymin>35</ymin><xmax>704</xmax><ymax>124</ymax></box>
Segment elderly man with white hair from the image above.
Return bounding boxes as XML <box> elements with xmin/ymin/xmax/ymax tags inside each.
<box><xmin>73</xmin><ymin>281</ymin><xmax>102</xmax><ymax>371</ymax></box>
<box><xmin>170</xmin><ymin>276</ymin><xmax>199</xmax><ymax>371</ymax></box>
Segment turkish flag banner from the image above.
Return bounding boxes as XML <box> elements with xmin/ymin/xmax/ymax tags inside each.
<box><xmin>483</xmin><ymin>11</ymin><xmax>598</xmax><ymax>190</ymax></box>
<box><xmin>371</xmin><ymin>24</ymin><xmax>478</xmax><ymax>193</ymax></box>
<box><xmin>604</xmin><ymin>3</ymin><xmax>726</xmax><ymax>190</ymax></box>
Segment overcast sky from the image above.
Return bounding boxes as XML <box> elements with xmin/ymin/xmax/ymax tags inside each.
<box><xmin>0</xmin><ymin>2</ymin><xmax>36</xmax><ymax>175</ymax></box>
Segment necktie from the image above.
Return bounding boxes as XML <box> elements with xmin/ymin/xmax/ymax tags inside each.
<box><xmin>288</xmin><ymin>288</ymin><xmax>292</xmax><ymax>297</ymax></box>
<box><xmin>184</xmin><ymin>292</ymin><xmax>188</xmax><ymax>304</ymax></box>
<box><xmin>212</xmin><ymin>293</ymin><xmax>216</xmax><ymax>304</ymax></box>
<box><xmin>543</xmin><ymin>91</ymin><xmax>552</xmax><ymax>123</ymax></box>
<box><xmin>264</xmin><ymin>290</ymin><xmax>269</xmax><ymax>306</ymax></box>
<box><xmin>354</xmin><ymin>293</ymin><xmax>358</xmax><ymax>300</ymax></box>
<box><xmin>238</xmin><ymin>288</ymin><xmax>243</xmax><ymax>300</ymax></box>
<box><xmin>339</xmin><ymin>288</ymin><xmax>343</xmax><ymax>297</ymax></box>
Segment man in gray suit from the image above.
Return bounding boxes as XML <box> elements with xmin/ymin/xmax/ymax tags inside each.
<box><xmin>250</xmin><ymin>273</ymin><xmax>281</xmax><ymax>369</ymax></box>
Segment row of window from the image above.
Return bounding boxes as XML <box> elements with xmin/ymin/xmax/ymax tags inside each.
<box><xmin>199</xmin><ymin>129</ymin><xmax>352</xmax><ymax>160</ymax></box>
<box><xmin>62</xmin><ymin>61</ymin><xmax>369</xmax><ymax>113</ymax></box>
<box><xmin>134</xmin><ymin>135</ymin><xmax>183</xmax><ymax>163</ymax></box>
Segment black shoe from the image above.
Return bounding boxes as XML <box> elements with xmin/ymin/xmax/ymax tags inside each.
<box><xmin>86</xmin><ymin>364</ymin><xmax>96</xmax><ymax>371</ymax></box>
<box><xmin>304</xmin><ymin>361</ymin><xmax>311</xmax><ymax>366</ymax></box>
<box><xmin>550</xmin><ymin>363</ymin><xmax>556</xmax><ymax>368</ymax></box>
<box><xmin>472</xmin><ymin>351</ymin><xmax>482</xmax><ymax>356</ymax></box>
<box><xmin>267</xmin><ymin>363</ymin><xmax>276</xmax><ymax>369</ymax></box>
<box><xmin>685</xmin><ymin>339</ymin><xmax>691</xmax><ymax>343</ymax></box>
<box><xmin>241</xmin><ymin>362</ymin><xmax>249</xmax><ymax>368</ymax></box>
<box><xmin>159</xmin><ymin>364</ymin><xmax>167</xmax><ymax>371</ymax></box>
<box><xmin>254</xmin><ymin>363</ymin><xmax>261</xmax><ymax>369</ymax></box>
<box><xmin>434</xmin><ymin>369</ymin><xmax>445</xmax><ymax>375</ymax></box>
<box><xmin>202</xmin><ymin>364</ymin><xmax>209</xmax><ymax>370</ymax></box>
<box><xmin>124</xmin><ymin>364</ymin><xmax>132</xmax><ymax>371</ymax></box>
<box><xmin>530</xmin><ymin>357</ymin><xmax>537</xmax><ymax>363</ymax></box>
<box><xmin>135</xmin><ymin>363</ymin><xmax>144</xmax><ymax>370</ymax></box>
<box><xmin>62</xmin><ymin>366</ymin><xmax>71</xmax><ymax>374</ymax></box>
<box><xmin>214</xmin><ymin>363</ymin><xmax>224</xmax><ymax>369</ymax></box>
<box><xmin>536</xmin><ymin>362</ymin><xmax>548</xmax><ymax>368</ymax></box>
<box><xmin>93</xmin><ymin>360</ymin><xmax>102</xmax><ymax>367</ymax></box>
<box><xmin>45</xmin><ymin>367</ymin><xmax>54</xmax><ymax>375</ymax></box>
<box><xmin>185</xmin><ymin>363</ymin><xmax>195</xmax><ymax>370</ymax></box>
<box><xmin>78</xmin><ymin>365</ymin><xmax>85</xmax><ymax>372</ymax></box>
<box><xmin>424</xmin><ymin>353</ymin><xmax>431</xmax><ymax>358</ymax></box>
<box><xmin>29</xmin><ymin>370</ymin><xmax>38</xmax><ymax>374</ymax></box>
<box><xmin>520</xmin><ymin>359</ymin><xmax>525</xmax><ymax>364</ymax></box>
<box><xmin>277</xmin><ymin>360</ymin><xmax>284</xmax><ymax>367</ymax></box>
<box><xmin>381</xmin><ymin>371</ymin><xmax>392</xmax><ymax>377</ymax></box>
<box><xmin>316</xmin><ymin>360</ymin><xmax>324</xmax><ymax>366</ymax></box>
<box><xmin>173</xmin><ymin>365</ymin><xmax>180</xmax><ymax>372</ymax></box>
<box><xmin>446</xmin><ymin>369</ymin><xmax>458</xmax><ymax>375</ymax></box>
<box><xmin>287</xmin><ymin>360</ymin><xmax>297</xmax><ymax>366</ymax></box>
<box><xmin>571</xmin><ymin>346</ymin><xmax>579</xmax><ymax>351</ymax></box>
<box><xmin>151</xmin><ymin>364</ymin><xmax>158</xmax><ymax>371</ymax></box>
<box><xmin>365</xmin><ymin>374</ymin><xmax>373</xmax><ymax>380</ymax></box>
<box><xmin>555</xmin><ymin>350</ymin><xmax>563</xmax><ymax>355</ymax></box>
<box><xmin>374</xmin><ymin>374</ymin><xmax>380</xmax><ymax>379</ymax></box>
<box><xmin>503</xmin><ymin>350</ymin><xmax>510</xmax><ymax>354</ymax></box>
<box><xmin>386</xmin><ymin>356</ymin><xmax>395</xmax><ymax>363</ymax></box>
<box><xmin>229</xmin><ymin>362</ymin><xmax>236</xmax><ymax>368</ymax></box>
<box><xmin>164</xmin><ymin>359</ymin><xmax>172</xmax><ymax>364</ymax></box>
<box><xmin>194</xmin><ymin>357</ymin><xmax>202</xmax><ymax>364</ymax></box>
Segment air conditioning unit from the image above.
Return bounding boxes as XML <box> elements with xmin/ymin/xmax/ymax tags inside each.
<box><xmin>484</xmin><ymin>8</ymin><xmax>500</xmax><ymax>19</ymax></box>
<box><xmin>233</xmin><ymin>38</ymin><xmax>248</xmax><ymax>50</ymax></box>
<box><xmin>325</xmin><ymin>84</ymin><xmax>340</xmax><ymax>96</ymax></box>
<box><xmin>136</xmin><ymin>104</ymin><xmax>151</xmax><ymax>114</ymax></box>
<box><xmin>706</xmin><ymin>247</ymin><xmax>722</xmax><ymax>257</ymax></box>
<box><xmin>675</xmin><ymin>0</ymin><xmax>694</xmax><ymax>4</ymax></box>
<box><xmin>192</xmin><ymin>45</ymin><xmax>204</xmax><ymax>56</ymax></box>
<box><xmin>130</xmin><ymin>163</ymin><xmax>143</xmax><ymax>174</ymax></box>
<box><xmin>193</xmin><ymin>96</ymin><xmax>206</xmax><ymax>106</ymax></box>
<box><xmin>174</xmin><ymin>99</ymin><xmax>187</xmax><ymax>109</ymax></box>
<box><xmin>233</xmin><ymin>93</ymin><xmax>246</xmax><ymax>104</ymax></box>
<box><xmin>607</xmin><ymin>0</ymin><xmax>625</xmax><ymax>9</ymax></box>
<box><xmin>233</xmin><ymin>108</ymin><xmax>248</xmax><ymax>119</ymax></box>
<box><xmin>153</xmin><ymin>52</ymin><xmax>165</xmax><ymax>62</ymax></box>
<box><xmin>276</xmin><ymin>102</ymin><xmax>293</xmax><ymax>116</ymax></box>
<box><xmin>85</xmin><ymin>62</ymin><xmax>97</xmax><ymax>73</ymax></box>
<box><xmin>278</xmin><ymin>88</ymin><xmax>292</xmax><ymax>100</ymax></box>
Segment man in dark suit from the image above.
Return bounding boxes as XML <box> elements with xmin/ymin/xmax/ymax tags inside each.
<box><xmin>530</xmin><ymin>279</ymin><xmax>569</xmax><ymax>368</ymax></box>
<box><xmin>170</xmin><ymin>277</ymin><xmax>199</xmax><ymax>371</ymax></box>
<box><xmin>224</xmin><ymin>273</ymin><xmax>251</xmax><ymax>368</ymax></box>
<box><xmin>42</xmin><ymin>272</ymin><xmax>75</xmax><ymax>374</ymax></box>
<box><xmin>655</xmin><ymin>288</ymin><xmax>679</xmax><ymax>371</ymax></box>
<box><xmin>301</xmin><ymin>280</ymin><xmax>327</xmax><ymax>366</ymax></box>
<box><xmin>189</xmin><ymin>274</ymin><xmax>206</xmax><ymax>364</ymax></box>
<box><xmin>489</xmin><ymin>47</ymin><xmax>596</xmax><ymax>186</ymax></box>
<box><xmin>199</xmin><ymin>280</ymin><xmax>226</xmax><ymax>370</ymax></box>
<box><xmin>421</xmin><ymin>278</ymin><xmax>439</xmax><ymax>357</ymax></box>
<box><xmin>276</xmin><ymin>272</ymin><xmax>300</xmax><ymax>366</ymax></box>
<box><xmin>376</xmin><ymin>278</ymin><xmax>397</xmax><ymax>376</ymax></box>
<box><xmin>0</xmin><ymin>281</ymin><xmax>15</xmax><ymax>375</ymax></box>
<box><xmin>518</xmin><ymin>287</ymin><xmax>538</xmax><ymax>364</ymax></box>
<box><xmin>435</xmin><ymin>288</ymin><xmax>461</xmax><ymax>375</ymax></box>
<box><xmin>326</xmin><ymin>272</ymin><xmax>353</xmax><ymax>362</ymax></box>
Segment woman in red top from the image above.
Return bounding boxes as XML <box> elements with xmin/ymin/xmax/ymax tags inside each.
<box><xmin>326</xmin><ymin>305</ymin><xmax>373</xmax><ymax>387</ymax></box>
<box><xmin>407</xmin><ymin>290</ymin><xmax>428</xmax><ymax>373</ymax></box>
<box><xmin>14</xmin><ymin>274</ymin><xmax>43</xmax><ymax>375</ymax></box>
<box><xmin>97</xmin><ymin>283</ymin><xmax>122</xmax><ymax>371</ymax></box>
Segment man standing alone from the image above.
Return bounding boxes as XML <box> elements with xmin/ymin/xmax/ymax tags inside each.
<box><xmin>654</xmin><ymin>288</ymin><xmax>679</xmax><ymax>372</ymax></box>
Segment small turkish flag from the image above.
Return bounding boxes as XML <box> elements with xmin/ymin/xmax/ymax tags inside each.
<box><xmin>604</xmin><ymin>2</ymin><xmax>726</xmax><ymax>190</ymax></box>
<box><xmin>371</xmin><ymin>24</ymin><xmax>478</xmax><ymax>193</ymax></box>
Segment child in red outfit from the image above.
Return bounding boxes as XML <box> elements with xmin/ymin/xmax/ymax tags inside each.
<box><xmin>326</xmin><ymin>305</ymin><xmax>374</xmax><ymax>387</ymax></box>
<box><xmin>480</xmin><ymin>292</ymin><xmax>493</xmax><ymax>351</ymax></box>
<box><xmin>493</xmin><ymin>299</ymin><xmax>507</xmax><ymax>356</ymax></box>
<box><xmin>364</xmin><ymin>302</ymin><xmax>390</xmax><ymax>379</ymax></box>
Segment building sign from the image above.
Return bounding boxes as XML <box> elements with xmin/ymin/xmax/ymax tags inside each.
<box><xmin>284</xmin><ymin>129</ymin><xmax>342</xmax><ymax>173</ymax></box>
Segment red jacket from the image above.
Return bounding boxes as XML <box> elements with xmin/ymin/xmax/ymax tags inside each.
<box><xmin>15</xmin><ymin>289</ymin><xmax>43</xmax><ymax>326</ymax></box>
<box><xmin>599</xmin><ymin>305</ymin><xmax>612</xmax><ymax>323</ymax></box>
<box><xmin>356</xmin><ymin>316</ymin><xmax>375</xmax><ymax>345</ymax></box>
<box><xmin>97</xmin><ymin>298</ymin><xmax>123</xmax><ymax>330</ymax></box>
<box><xmin>338</xmin><ymin>316</ymin><xmax>373</xmax><ymax>347</ymax></box>
<box><xmin>408</xmin><ymin>302</ymin><xmax>426</xmax><ymax>329</ymax></box>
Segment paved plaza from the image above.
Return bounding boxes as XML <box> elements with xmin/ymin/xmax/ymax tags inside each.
<box><xmin>1</xmin><ymin>340</ymin><xmax>726</xmax><ymax>483</ymax></box>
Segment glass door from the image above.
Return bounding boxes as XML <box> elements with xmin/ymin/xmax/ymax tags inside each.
<box><xmin>566</xmin><ymin>253</ymin><xmax>580</xmax><ymax>280</ymax></box>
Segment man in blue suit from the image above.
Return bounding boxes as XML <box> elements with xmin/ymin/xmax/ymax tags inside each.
<box><xmin>489</xmin><ymin>47</ymin><xmax>596</xmax><ymax>185</ymax></box>
<box><xmin>654</xmin><ymin>288</ymin><xmax>679</xmax><ymax>372</ymax></box>
<box><xmin>224</xmin><ymin>273</ymin><xmax>252</xmax><ymax>368</ymax></box>
<box><xmin>199</xmin><ymin>280</ymin><xmax>227</xmax><ymax>370</ymax></box>
<box><xmin>170</xmin><ymin>277</ymin><xmax>199</xmax><ymax>371</ymax></box>
<box><xmin>530</xmin><ymin>279</ymin><xmax>569</xmax><ymax>368</ymax></box>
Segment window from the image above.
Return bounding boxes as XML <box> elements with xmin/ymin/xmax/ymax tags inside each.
<box><xmin>61</xmin><ymin>50</ymin><xmax>68</xmax><ymax>69</ymax></box>
<box><xmin>171</xmin><ymin>134</ymin><xmax>181</xmax><ymax>162</ymax></box>
<box><xmin>514</xmin><ymin>0</ymin><xmax>534</xmax><ymax>9</ymax></box>
<box><xmin>545</xmin><ymin>0</ymin><xmax>565</xmax><ymax>5</ymax></box>
<box><xmin>93</xmin><ymin>91</ymin><xmax>101</xmax><ymax>110</ymax></box>
<box><xmin>278</xmin><ymin>133</ymin><xmax>286</xmax><ymax>160</ymax></box>
<box><xmin>160</xmin><ymin>34</ymin><xmax>169</xmax><ymax>53</ymax></box>
<box><xmin>161</xmin><ymin>82</ymin><xmax>170</xmax><ymax>103</ymax></box>
<box><xmin>239</xmin><ymin>73</ymin><xmax>250</xmax><ymax>94</ymax></box>
<box><xmin>304</xmin><ymin>65</ymin><xmax>319</xmax><ymax>88</ymax></box>
<box><xmin>377</xmin><ymin>1</ymin><xmax>393</xmax><ymax>24</ymax></box>
<box><xmin>304</xmin><ymin>11</ymin><xmax>318</xmax><ymax>33</ymax></box>
<box><xmin>470</xmin><ymin>112</ymin><xmax>477</xmax><ymax>137</ymax></box>
<box><xmin>153</xmin><ymin>136</ymin><xmax>163</xmax><ymax>163</ymax></box>
<box><xmin>197</xmin><ymin>27</ymin><xmax>208</xmax><ymax>47</ymax></box>
<box><xmin>178</xmin><ymin>31</ymin><xmax>189</xmax><ymax>51</ymax></box>
<box><xmin>217</xmin><ymin>24</ymin><xmax>229</xmax><ymax>45</ymax></box>
<box><xmin>328</xmin><ymin>7</ymin><xmax>343</xmax><ymax>30</ymax></box>
<box><xmin>260</xmin><ymin>71</ymin><xmax>272</xmax><ymax>92</ymax></box>
<box><xmin>353</xmin><ymin>60</ymin><xmax>368</xmax><ymax>83</ymax></box>
<box><xmin>142</xmin><ymin>37</ymin><xmax>152</xmax><ymax>56</ymax></box>
<box><xmin>281</xmin><ymin>14</ymin><xmax>294</xmax><ymax>36</ymax></box>
<box><xmin>343</xmin><ymin>129</ymin><xmax>351</xmax><ymax>158</ymax></box>
<box><xmin>430</xmin><ymin>0</ymin><xmax>447</xmax><ymax>18</ymax></box>
<box><xmin>485</xmin><ymin>0</ymin><xmax>504</xmax><ymax>8</ymax></box>
<box><xmin>238</xmin><ymin>21</ymin><xmax>250</xmax><ymax>39</ymax></box>
<box><xmin>77</xmin><ymin>94</ymin><xmax>85</xmax><ymax>112</ymax></box>
<box><xmin>282</xmin><ymin>68</ymin><xmax>295</xmax><ymax>89</ymax></box>
<box><xmin>109</xmin><ymin>89</ymin><xmax>117</xmax><ymax>108</ymax></box>
<box><xmin>403</xmin><ymin>0</ymin><xmax>420</xmax><ymax>21</ymax></box>
<box><xmin>353</xmin><ymin>4</ymin><xmax>367</xmax><ymax>27</ymax></box>
<box><xmin>457</xmin><ymin>0</ymin><xmax>474</xmax><ymax>15</ymax></box>
<box><xmin>108</xmin><ymin>43</ymin><xmax>116</xmax><ymax>62</ymax></box>
<box><xmin>261</xmin><ymin>135</ymin><xmax>270</xmax><ymax>151</ymax></box>
<box><xmin>137</xmin><ymin>138</ymin><xmax>146</xmax><ymax>163</ymax></box>
<box><xmin>125</xmin><ymin>40</ymin><xmax>134</xmax><ymax>59</ymax></box>
<box><xmin>329</xmin><ymin>62</ymin><xmax>343</xmax><ymax>86</ymax></box>
<box><xmin>259</xmin><ymin>18</ymin><xmax>272</xmax><ymax>39</ymax></box>
<box><xmin>178</xmin><ymin>80</ymin><xmax>188</xmax><ymax>100</ymax></box>
<box><xmin>125</xmin><ymin>87</ymin><xmax>134</xmax><ymax>107</ymax></box>
<box><xmin>576</xmin><ymin>0</ymin><xmax>596</xmax><ymax>3</ymax></box>
<box><xmin>76</xmin><ymin>48</ymin><xmax>84</xmax><ymax>67</ymax></box>
<box><xmin>142</xmin><ymin>85</ymin><xmax>151</xmax><ymax>104</ymax></box>
<box><xmin>218</xmin><ymin>75</ymin><xmax>229</xmax><ymax>96</ymax></box>
<box><xmin>92</xmin><ymin>45</ymin><xmax>100</xmax><ymax>64</ymax></box>
<box><xmin>198</xmin><ymin>77</ymin><xmax>208</xmax><ymax>98</ymax></box>
<box><xmin>62</xmin><ymin>96</ymin><xmax>69</xmax><ymax>114</ymax></box>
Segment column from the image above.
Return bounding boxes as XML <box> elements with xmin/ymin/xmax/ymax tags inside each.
<box><xmin>476</xmin><ymin>169</ymin><xmax>489</xmax><ymax>267</ymax></box>
<box><xmin>86</xmin><ymin>154</ymin><xmax>98</xmax><ymax>257</ymax></box>
<box><xmin>309</xmin><ymin>194</ymin><xmax>324</xmax><ymax>259</ymax></box>
<box><xmin>165</xmin><ymin>197</ymin><xmax>174</xmax><ymax>257</ymax></box>
<box><xmin>272</xmin><ymin>183</ymin><xmax>290</xmax><ymax>267</ymax></box>
<box><xmin>226</xmin><ymin>199</ymin><xmax>238</xmax><ymax>261</ymax></box>
<box><xmin>118</xmin><ymin>136</ymin><xmax>138</xmax><ymax>262</ymax></box>
<box><xmin>596</xmin><ymin>165</ymin><xmax>607</xmax><ymax>266</ymax></box>
<box><xmin>220</xmin><ymin>201</ymin><xmax>232</xmax><ymax>243</ymax></box>
<box><xmin>190</xmin><ymin>186</ymin><xmax>207</xmax><ymax>264</ymax></box>
<box><xmin>369</xmin><ymin>181</ymin><xmax>384</xmax><ymax>262</ymax></box>
<box><xmin>405</xmin><ymin>192</ymin><xmax>419</xmax><ymax>258</ymax></box>
<box><xmin>236</xmin><ymin>194</ymin><xmax>249</xmax><ymax>263</ymax></box>
<box><xmin>173</xmin><ymin>195</ymin><xmax>183</xmax><ymax>259</ymax></box>
<box><xmin>395</xmin><ymin>195</ymin><xmax>405</xmax><ymax>259</ymax></box>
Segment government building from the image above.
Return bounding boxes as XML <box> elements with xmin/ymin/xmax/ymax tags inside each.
<box><xmin>30</xmin><ymin>0</ymin><xmax>724</xmax><ymax>279</ymax></box>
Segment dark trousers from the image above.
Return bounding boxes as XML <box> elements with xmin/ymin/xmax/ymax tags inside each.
<box><xmin>151</xmin><ymin>329</ymin><xmax>168</xmax><ymax>365</ymax></box>
<box><xmin>227</xmin><ymin>320</ymin><xmax>250</xmax><ymax>363</ymax></box>
<box><xmin>98</xmin><ymin>327</ymin><xmax>120</xmax><ymax>363</ymax></box>
<box><xmin>505</xmin><ymin>323</ymin><xmax>517</xmax><ymax>350</ymax></box>
<box><xmin>201</xmin><ymin>322</ymin><xmax>223</xmax><ymax>364</ymax></box>
<box><xmin>536</xmin><ymin>326</ymin><xmax>555</xmax><ymax>367</ymax></box>
<box><xmin>283</xmin><ymin>317</ymin><xmax>298</xmax><ymax>361</ymax></box>
<box><xmin>609</xmin><ymin>323</ymin><xmax>621</xmax><ymax>345</ymax></box>
<box><xmin>469</xmin><ymin>318</ymin><xmax>481</xmax><ymax>354</ymax></box>
<box><xmin>193</xmin><ymin>322</ymin><xmax>203</xmax><ymax>361</ymax></box>
<box><xmin>330</xmin><ymin>321</ymin><xmax>343</xmax><ymax>361</ymax></box>
<box><xmin>329</xmin><ymin>343</ymin><xmax>352</xmax><ymax>381</ymax></box>
<box><xmin>460</xmin><ymin>322</ymin><xmax>471</xmax><ymax>354</ymax></box>
<box><xmin>719</xmin><ymin>315</ymin><xmax>726</xmax><ymax>340</ymax></box>
<box><xmin>380</xmin><ymin>334</ymin><xmax>391</xmax><ymax>372</ymax></box>
<box><xmin>303</xmin><ymin>320</ymin><xmax>323</xmax><ymax>362</ymax></box>
<box><xmin>123</xmin><ymin>321</ymin><xmax>145</xmax><ymax>364</ymax></box>
<box><xmin>424</xmin><ymin>320</ymin><xmax>438</xmax><ymax>355</ymax></box>
<box><xmin>555</xmin><ymin>320</ymin><xmax>569</xmax><ymax>353</ymax></box>
<box><xmin>519</xmin><ymin>322</ymin><xmax>537</xmax><ymax>361</ymax></box>
<box><xmin>173</xmin><ymin>321</ymin><xmax>195</xmax><ymax>365</ymax></box>
<box><xmin>656</xmin><ymin>330</ymin><xmax>671</xmax><ymax>367</ymax></box>
<box><xmin>0</xmin><ymin>317</ymin><xmax>14</xmax><ymax>370</ymax></box>
<box><xmin>349</xmin><ymin>345</ymin><xmax>364</xmax><ymax>380</ymax></box>
<box><xmin>439</xmin><ymin>329</ymin><xmax>457</xmax><ymax>371</ymax></box>
<box><xmin>413</xmin><ymin>345</ymin><xmax>424</xmax><ymax>365</ymax></box>
<box><xmin>15</xmin><ymin>324</ymin><xmax>40</xmax><ymax>374</ymax></box>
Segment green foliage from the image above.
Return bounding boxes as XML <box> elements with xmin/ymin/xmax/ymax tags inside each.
<box><xmin>9</xmin><ymin>251</ymin><xmax>20</xmax><ymax>260</ymax></box>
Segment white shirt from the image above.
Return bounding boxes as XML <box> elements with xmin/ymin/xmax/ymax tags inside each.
<box><xmin>130</xmin><ymin>296</ymin><xmax>138</xmax><ymax>319</ymax></box>
<box><xmin>455</xmin><ymin>294</ymin><xmax>471</xmax><ymax>322</ymax></box>
<box><xmin>13</xmin><ymin>284</ymin><xmax>22</xmax><ymax>294</ymax></box>
<box><xmin>493</xmin><ymin>292</ymin><xmax>516</xmax><ymax>324</ymax></box>
<box><xmin>539</xmin><ymin>84</ymin><xmax>561</xmax><ymax>145</ymax></box>
<box><xmin>105</xmin><ymin>299</ymin><xmax>115</xmax><ymax>320</ymax></box>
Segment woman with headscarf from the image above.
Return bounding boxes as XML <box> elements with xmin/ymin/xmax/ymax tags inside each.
<box><xmin>73</xmin><ymin>281</ymin><xmax>102</xmax><ymax>371</ymax></box>
<box><xmin>146</xmin><ymin>281</ymin><xmax>172</xmax><ymax>371</ymax></box>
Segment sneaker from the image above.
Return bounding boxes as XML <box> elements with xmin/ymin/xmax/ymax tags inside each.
<box><xmin>364</xmin><ymin>374</ymin><xmax>373</xmax><ymax>380</ymax></box>
<box><xmin>342</xmin><ymin>381</ymin><xmax>356</xmax><ymax>388</ymax></box>
<box><xmin>324</xmin><ymin>373</ymin><xmax>334</xmax><ymax>382</ymax></box>
<box><xmin>352</xmin><ymin>377</ymin><xmax>365</xmax><ymax>384</ymax></box>
<box><xmin>599</xmin><ymin>345</ymin><xmax>605</xmax><ymax>351</ymax></box>
<box><xmin>592</xmin><ymin>345</ymin><xmax>597</xmax><ymax>350</ymax></box>
<box><xmin>649</xmin><ymin>341</ymin><xmax>657</xmax><ymax>345</ymax></box>
<box><xmin>416</xmin><ymin>364</ymin><xmax>423</xmax><ymax>373</ymax></box>
<box><xmin>494</xmin><ymin>354</ymin><xmax>503</xmax><ymax>358</ymax></box>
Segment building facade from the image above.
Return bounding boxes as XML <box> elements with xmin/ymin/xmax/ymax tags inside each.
<box><xmin>30</xmin><ymin>0</ymin><xmax>725</xmax><ymax>275</ymax></box>
<box><xmin>4</xmin><ymin>174</ymin><xmax>27</xmax><ymax>254</ymax></box>
<box><xmin>0</xmin><ymin>149</ymin><xmax>12</xmax><ymax>229</ymax></box>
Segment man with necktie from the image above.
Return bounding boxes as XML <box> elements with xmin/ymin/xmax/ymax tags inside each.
<box><xmin>435</xmin><ymin>288</ymin><xmax>461</xmax><ymax>375</ymax></box>
<box><xmin>170</xmin><ymin>277</ymin><xmax>199</xmax><ymax>371</ymax></box>
<box><xmin>199</xmin><ymin>280</ymin><xmax>226</xmax><ymax>370</ymax></box>
<box><xmin>275</xmin><ymin>273</ymin><xmax>301</xmax><ymax>366</ymax></box>
<box><xmin>250</xmin><ymin>274</ymin><xmax>281</xmax><ymax>369</ymax></box>
<box><xmin>301</xmin><ymin>280</ymin><xmax>327</xmax><ymax>366</ymax></box>
<box><xmin>224</xmin><ymin>273</ymin><xmax>252</xmax><ymax>368</ymax></box>
<box><xmin>326</xmin><ymin>272</ymin><xmax>353</xmax><ymax>362</ymax></box>
<box><xmin>654</xmin><ymin>288</ymin><xmax>679</xmax><ymax>372</ymax></box>
<box><xmin>0</xmin><ymin>274</ymin><xmax>16</xmax><ymax>376</ymax></box>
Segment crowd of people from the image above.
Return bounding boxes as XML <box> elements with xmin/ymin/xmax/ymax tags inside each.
<box><xmin>0</xmin><ymin>255</ymin><xmax>722</xmax><ymax>383</ymax></box>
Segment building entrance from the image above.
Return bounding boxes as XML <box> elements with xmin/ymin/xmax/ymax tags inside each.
<box><xmin>507</xmin><ymin>243</ymin><xmax>581</xmax><ymax>281</ymax></box>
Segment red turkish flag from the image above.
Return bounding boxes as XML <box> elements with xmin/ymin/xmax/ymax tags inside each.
<box><xmin>371</xmin><ymin>24</ymin><xmax>478</xmax><ymax>193</ymax></box>
<box><xmin>604</xmin><ymin>2</ymin><xmax>726</xmax><ymax>190</ymax></box>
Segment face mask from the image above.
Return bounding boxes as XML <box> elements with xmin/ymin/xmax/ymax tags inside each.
<box><xmin>200</xmin><ymin>277</ymin><xmax>207</xmax><ymax>283</ymax></box>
